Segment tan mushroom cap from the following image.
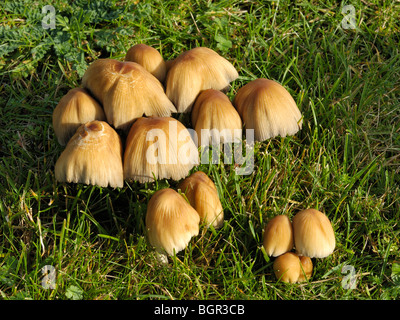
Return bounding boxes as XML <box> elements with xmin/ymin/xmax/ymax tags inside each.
<box><xmin>298</xmin><ymin>256</ymin><xmax>313</xmax><ymax>282</ymax></box>
<box><xmin>292</xmin><ymin>209</ymin><xmax>336</xmax><ymax>258</ymax></box>
<box><xmin>82</xmin><ymin>59</ymin><xmax>176</xmax><ymax>131</ymax></box>
<box><xmin>273</xmin><ymin>252</ymin><xmax>313</xmax><ymax>283</ymax></box>
<box><xmin>146</xmin><ymin>188</ymin><xmax>200</xmax><ymax>257</ymax></box>
<box><xmin>52</xmin><ymin>88</ymin><xmax>106</xmax><ymax>146</ymax></box>
<box><xmin>123</xmin><ymin>117</ymin><xmax>199</xmax><ymax>183</ymax></box>
<box><xmin>191</xmin><ymin>89</ymin><xmax>243</xmax><ymax>146</ymax></box>
<box><xmin>273</xmin><ymin>252</ymin><xmax>301</xmax><ymax>283</ymax></box>
<box><xmin>125</xmin><ymin>44</ymin><xmax>167</xmax><ymax>83</ymax></box>
<box><xmin>233</xmin><ymin>78</ymin><xmax>302</xmax><ymax>142</ymax></box>
<box><xmin>178</xmin><ymin>171</ymin><xmax>224</xmax><ymax>229</ymax></box>
<box><xmin>54</xmin><ymin>120</ymin><xmax>124</xmax><ymax>188</ymax></box>
<box><xmin>262</xmin><ymin>215</ymin><xmax>294</xmax><ymax>257</ymax></box>
<box><xmin>165</xmin><ymin>47</ymin><xmax>239</xmax><ymax>113</ymax></box>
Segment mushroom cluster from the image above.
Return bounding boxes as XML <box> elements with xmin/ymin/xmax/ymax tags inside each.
<box><xmin>52</xmin><ymin>43</ymin><xmax>305</xmax><ymax>264</ymax></box>
<box><xmin>53</xmin><ymin>44</ymin><xmax>303</xmax><ymax>187</ymax></box>
<box><xmin>146</xmin><ymin>170</ymin><xmax>224</xmax><ymax>263</ymax></box>
<box><xmin>263</xmin><ymin>209</ymin><xmax>335</xmax><ymax>283</ymax></box>
<box><xmin>52</xmin><ymin>44</ymin><xmax>243</xmax><ymax>186</ymax></box>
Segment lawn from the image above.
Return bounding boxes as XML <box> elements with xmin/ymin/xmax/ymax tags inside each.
<box><xmin>0</xmin><ymin>0</ymin><xmax>399</xmax><ymax>300</ymax></box>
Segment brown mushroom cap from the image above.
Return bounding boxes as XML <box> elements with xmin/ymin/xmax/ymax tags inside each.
<box><xmin>292</xmin><ymin>209</ymin><xmax>336</xmax><ymax>258</ymax></box>
<box><xmin>52</xmin><ymin>88</ymin><xmax>106</xmax><ymax>146</ymax></box>
<box><xmin>273</xmin><ymin>252</ymin><xmax>301</xmax><ymax>283</ymax></box>
<box><xmin>273</xmin><ymin>252</ymin><xmax>313</xmax><ymax>283</ymax></box>
<box><xmin>191</xmin><ymin>89</ymin><xmax>242</xmax><ymax>146</ymax></box>
<box><xmin>82</xmin><ymin>59</ymin><xmax>176</xmax><ymax>131</ymax></box>
<box><xmin>54</xmin><ymin>120</ymin><xmax>124</xmax><ymax>188</ymax></box>
<box><xmin>125</xmin><ymin>44</ymin><xmax>167</xmax><ymax>83</ymax></box>
<box><xmin>298</xmin><ymin>256</ymin><xmax>313</xmax><ymax>282</ymax></box>
<box><xmin>233</xmin><ymin>78</ymin><xmax>302</xmax><ymax>142</ymax></box>
<box><xmin>123</xmin><ymin>117</ymin><xmax>199</xmax><ymax>183</ymax></box>
<box><xmin>262</xmin><ymin>215</ymin><xmax>294</xmax><ymax>257</ymax></box>
<box><xmin>146</xmin><ymin>188</ymin><xmax>200</xmax><ymax>257</ymax></box>
<box><xmin>178</xmin><ymin>171</ymin><xmax>224</xmax><ymax>229</ymax></box>
<box><xmin>165</xmin><ymin>47</ymin><xmax>239</xmax><ymax>113</ymax></box>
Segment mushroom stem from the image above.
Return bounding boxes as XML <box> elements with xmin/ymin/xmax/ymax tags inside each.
<box><xmin>154</xmin><ymin>251</ymin><xmax>169</xmax><ymax>265</ymax></box>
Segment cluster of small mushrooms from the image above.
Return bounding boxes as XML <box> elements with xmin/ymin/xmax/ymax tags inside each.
<box><xmin>263</xmin><ymin>209</ymin><xmax>336</xmax><ymax>283</ymax></box>
<box><xmin>52</xmin><ymin>43</ymin><xmax>335</xmax><ymax>280</ymax></box>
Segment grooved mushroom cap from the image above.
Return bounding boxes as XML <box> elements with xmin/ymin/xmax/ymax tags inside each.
<box><xmin>123</xmin><ymin>117</ymin><xmax>199</xmax><ymax>183</ymax></box>
<box><xmin>191</xmin><ymin>89</ymin><xmax>242</xmax><ymax>146</ymax></box>
<box><xmin>52</xmin><ymin>88</ymin><xmax>106</xmax><ymax>146</ymax></box>
<box><xmin>273</xmin><ymin>252</ymin><xmax>301</xmax><ymax>283</ymax></box>
<box><xmin>165</xmin><ymin>47</ymin><xmax>239</xmax><ymax>113</ymax></box>
<box><xmin>292</xmin><ymin>209</ymin><xmax>336</xmax><ymax>258</ymax></box>
<box><xmin>233</xmin><ymin>78</ymin><xmax>302</xmax><ymax>142</ymax></box>
<box><xmin>263</xmin><ymin>215</ymin><xmax>294</xmax><ymax>257</ymax></box>
<box><xmin>125</xmin><ymin>44</ymin><xmax>167</xmax><ymax>83</ymax></box>
<box><xmin>54</xmin><ymin>120</ymin><xmax>124</xmax><ymax>188</ymax></box>
<box><xmin>146</xmin><ymin>188</ymin><xmax>200</xmax><ymax>256</ymax></box>
<box><xmin>178</xmin><ymin>171</ymin><xmax>224</xmax><ymax>229</ymax></box>
<box><xmin>82</xmin><ymin>59</ymin><xmax>176</xmax><ymax>131</ymax></box>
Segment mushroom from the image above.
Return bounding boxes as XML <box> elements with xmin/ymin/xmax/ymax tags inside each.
<box><xmin>191</xmin><ymin>89</ymin><xmax>242</xmax><ymax>146</ymax></box>
<box><xmin>54</xmin><ymin>120</ymin><xmax>124</xmax><ymax>188</ymax></box>
<box><xmin>273</xmin><ymin>252</ymin><xmax>313</xmax><ymax>283</ymax></box>
<box><xmin>82</xmin><ymin>59</ymin><xmax>176</xmax><ymax>131</ymax></box>
<box><xmin>298</xmin><ymin>256</ymin><xmax>313</xmax><ymax>282</ymax></box>
<box><xmin>145</xmin><ymin>188</ymin><xmax>200</xmax><ymax>263</ymax></box>
<box><xmin>125</xmin><ymin>43</ymin><xmax>167</xmax><ymax>83</ymax></box>
<box><xmin>233</xmin><ymin>78</ymin><xmax>302</xmax><ymax>142</ymax></box>
<box><xmin>123</xmin><ymin>117</ymin><xmax>199</xmax><ymax>183</ymax></box>
<box><xmin>52</xmin><ymin>88</ymin><xmax>106</xmax><ymax>146</ymax></box>
<box><xmin>273</xmin><ymin>252</ymin><xmax>301</xmax><ymax>284</ymax></box>
<box><xmin>178</xmin><ymin>171</ymin><xmax>224</xmax><ymax>229</ymax></box>
<box><xmin>165</xmin><ymin>47</ymin><xmax>239</xmax><ymax>113</ymax></box>
<box><xmin>262</xmin><ymin>215</ymin><xmax>294</xmax><ymax>257</ymax></box>
<box><xmin>292</xmin><ymin>209</ymin><xmax>336</xmax><ymax>258</ymax></box>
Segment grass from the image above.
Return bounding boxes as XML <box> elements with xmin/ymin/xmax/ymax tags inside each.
<box><xmin>0</xmin><ymin>0</ymin><xmax>399</xmax><ymax>300</ymax></box>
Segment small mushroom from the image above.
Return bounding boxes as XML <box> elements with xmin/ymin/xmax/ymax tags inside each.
<box><xmin>165</xmin><ymin>47</ymin><xmax>239</xmax><ymax>113</ymax></box>
<box><xmin>178</xmin><ymin>171</ymin><xmax>224</xmax><ymax>229</ymax></box>
<box><xmin>273</xmin><ymin>253</ymin><xmax>313</xmax><ymax>283</ymax></box>
<box><xmin>233</xmin><ymin>78</ymin><xmax>302</xmax><ymax>142</ymax></box>
<box><xmin>191</xmin><ymin>89</ymin><xmax>242</xmax><ymax>146</ymax></box>
<box><xmin>82</xmin><ymin>59</ymin><xmax>176</xmax><ymax>131</ymax></box>
<box><xmin>292</xmin><ymin>209</ymin><xmax>336</xmax><ymax>258</ymax></box>
<box><xmin>262</xmin><ymin>215</ymin><xmax>294</xmax><ymax>257</ymax></box>
<box><xmin>52</xmin><ymin>88</ymin><xmax>106</xmax><ymax>146</ymax></box>
<box><xmin>298</xmin><ymin>256</ymin><xmax>313</xmax><ymax>282</ymax></box>
<box><xmin>146</xmin><ymin>188</ymin><xmax>200</xmax><ymax>263</ymax></box>
<box><xmin>54</xmin><ymin>120</ymin><xmax>124</xmax><ymax>188</ymax></box>
<box><xmin>273</xmin><ymin>252</ymin><xmax>301</xmax><ymax>283</ymax></box>
<box><xmin>123</xmin><ymin>117</ymin><xmax>199</xmax><ymax>183</ymax></box>
<box><xmin>125</xmin><ymin>44</ymin><xmax>167</xmax><ymax>83</ymax></box>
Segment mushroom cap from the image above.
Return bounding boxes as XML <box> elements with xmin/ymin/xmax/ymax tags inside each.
<box><xmin>178</xmin><ymin>171</ymin><xmax>224</xmax><ymax>229</ymax></box>
<box><xmin>298</xmin><ymin>256</ymin><xmax>313</xmax><ymax>282</ymax></box>
<box><xmin>82</xmin><ymin>59</ymin><xmax>176</xmax><ymax>131</ymax></box>
<box><xmin>233</xmin><ymin>78</ymin><xmax>302</xmax><ymax>142</ymax></box>
<box><xmin>146</xmin><ymin>188</ymin><xmax>200</xmax><ymax>256</ymax></box>
<box><xmin>165</xmin><ymin>47</ymin><xmax>239</xmax><ymax>113</ymax></box>
<box><xmin>273</xmin><ymin>252</ymin><xmax>301</xmax><ymax>283</ymax></box>
<box><xmin>262</xmin><ymin>215</ymin><xmax>294</xmax><ymax>257</ymax></box>
<box><xmin>125</xmin><ymin>44</ymin><xmax>167</xmax><ymax>83</ymax></box>
<box><xmin>54</xmin><ymin>120</ymin><xmax>124</xmax><ymax>188</ymax></box>
<box><xmin>191</xmin><ymin>89</ymin><xmax>242</xmax><ymax>146</ymax></box>
<box><xmin>123</xmin><ymin>117</ymin><xmax>199</xmax><ymax>183</ymax></box>
<box><xmin>292</xmin><ymin>209</ymin><xmax>336</xmax><ymax>258</ymax></box>
<box><xmin>52</xmin><ymin>88</ymin><xmax>106</xmax><ymax>146</ymax></box>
